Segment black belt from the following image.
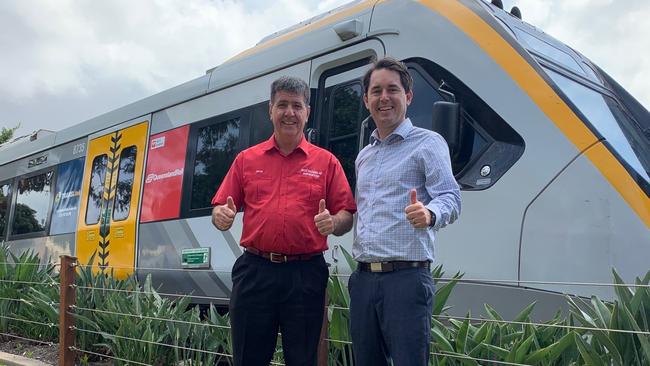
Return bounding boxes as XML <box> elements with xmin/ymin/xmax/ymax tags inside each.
<box><xmin>245</xmin><ymin>247</ymin><xmax>322</xmax><ymax>263</ymax></box>
<box><xmin>357</xmin><ymin>261</ymin><xmax>430</xmax><ymax>273</ymax></box>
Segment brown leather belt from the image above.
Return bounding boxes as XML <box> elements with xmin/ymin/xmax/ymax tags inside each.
<box><xmin>245</xmin><ymin>247</ymin><xmax>322</xmax><ymax>263</ymax></box>
<box><xmin>358</xmin><ymin>261</ymin><xmax>430</xmax><ymax>273</ymax></box>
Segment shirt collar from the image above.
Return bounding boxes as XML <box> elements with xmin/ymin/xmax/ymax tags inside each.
<box><xmin>262</xmin><ymin>134</ymin><xmax>310</xmax><ymax>156</ymax></box>
<box><xmin>370</xmin><ymin>118</ymin><xmax>413</xmax><ymax>145</ymax></box>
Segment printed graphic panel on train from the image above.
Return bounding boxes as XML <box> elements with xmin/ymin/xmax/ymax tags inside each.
<box><xmin>76</xmin><ymin>121</ymin><xmax>149</xmax><ymax>278</ymax></box>
<box><xmin>140</xmin><ymin>125</ymin><xmax>189</xmax><ymax>223</ymax></box>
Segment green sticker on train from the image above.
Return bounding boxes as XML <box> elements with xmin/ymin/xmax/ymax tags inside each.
<box><xmin>181</xmin><ymin>248</ymin><xmax>211</xmax><ymax>269</ymax></box>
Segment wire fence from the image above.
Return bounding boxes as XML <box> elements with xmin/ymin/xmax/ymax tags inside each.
<box><xmin>72</xmin><ymin>305</ymin><xmax>231</xmax><ymax>330</ymax></box>
<box><xmin>435</xmin><ymin>314</ymin><xmax>650</xmax><ymax>336</ymax></box>
<box><xmin>0</xmin><ymin>261</ymin><xmax>60</xmax><ymax>267</ymax></box>
<box><xmin>65</xmin><ymin>261</ymin><xmax>650</xmax><ymax>289</ymax></box>
<box><xmin>0</xmin><ymin>315</ymin><xmax>57</xmax><ymax>329</ymax></box>
<box><xmin>0</xmin><ymin>279</ymin><xmax>58</xmax><ymax>286</ymax></box>
<box><xmin>2</xmin><ymin>255</ymin><xmax>650</xmax><ymax>366</ymax></box>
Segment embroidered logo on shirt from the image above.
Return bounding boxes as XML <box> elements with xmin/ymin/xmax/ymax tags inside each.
<box><xmin>300</xmin><ymin>168</ymin><xmax>322</xmax><ymax>178</ymax></box>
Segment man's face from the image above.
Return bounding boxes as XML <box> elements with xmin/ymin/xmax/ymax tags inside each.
<box><xmin>269</xmin><ymin>91</ymin><xmax>310</xmax><ymax>142</ymax></box>
<box><xmin>363</xmin><ymin>68</ymin><xmax>412</xmax><ymax>134</ymax></box>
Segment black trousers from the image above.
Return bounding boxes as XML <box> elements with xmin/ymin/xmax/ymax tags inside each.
<box><xmin>229</xmin><ymin>251</ymin><xmax>328</xmax><ymax>366</ymax></box>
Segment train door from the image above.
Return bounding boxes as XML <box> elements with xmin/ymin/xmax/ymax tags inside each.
<box><xmin>309</xmin><ymin>40</ymin><xmax>384</xmax><ymax>269</ymax></box>
<box><xmin>76</xmin><ymin>120</ymin><xmax>149</xmax><ymax>278</ymax></box>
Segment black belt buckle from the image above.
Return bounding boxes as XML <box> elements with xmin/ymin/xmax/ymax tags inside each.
<box><xmin>269</xmin><ymin>252</ymin><xmax>287</xmax><ymax>263</ymax></box>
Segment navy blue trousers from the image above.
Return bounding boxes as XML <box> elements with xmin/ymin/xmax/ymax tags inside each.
<box><xmin>349</xmin><ymin>267</ymin><xmax>435</xmax><ymax>366</ymax></box>
<box><xmin>229</xmin><ymin>252</ymin><xmax>328</xmax><ymax>366</ymax></box>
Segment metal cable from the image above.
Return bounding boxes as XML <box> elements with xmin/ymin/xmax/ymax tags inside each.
<box><xmin>325</xmin><ymin>338</ymin><xmax>352</xmax><ymax>345</ymax></box>
<box><xmin>325</xmin><ymin>338</ymin><xmax>532</xmax><ymax>365</ymax></box>
<box><xmin>329</xmin><ymin>305</ymin><xmax>348</xmax><ymax>311</ymax></box>
<box><xmin>0</xmin><ymin>261</ymin><xmax>59</xmax><ymax>267</ymax></box>
<box><xmin>431</xmin><ymin>277</ymin><xmax>650</xmax><ymax>289</ymax></box>
<box><xmin>72</xmin><ymin>306</ymin><xmax>230</xmax><ymax>330</ymax></box>
<box><xmin>74</xmin><ymin>263</ymin><xmax>230</xmax><ymax>274</ymax></box>
<box><xmin>328</xmin><ymin>273</ymin><xmax>650</xmax><ymax>288</ymax></box>
<box><xmin>329</xmin><ymin>306</ymin><xmax>650</xmax><ymax>336</ymax></box>
<box><xmin>70</xmin><ymin>347</ymin><xmax>153</xmax><ymax>366</ymax></box>
<box><xmin>74</xmin><ymin>285</ymin><xmax>230</xmax><ymax>302</ymax></box>
<box><xmin>0</xmin><ymin>331</ymin><xmax>56</xmax><ymax>347</ymax></box>
<box><xmin>0</xmin><ymin>279</ymin><xmax>57</xmax><ymax>286</ymax></box>
<box><xmin>0</xmin><ymin>315</ymin><xmax>57</xmax><ymax>328</ymax></box>
<box><xmin>0</xmin><ymin>296</ymin><xmax>29</xmax><ymax>304</ymax></box>
<box><xmin>75</xmin><ymin>263</ymin><xmax>650</xmax><ymax>288</ymax></box>
<box><xmin>73</xmin><ymin>326</ymin><xmax>233</xmax><ymax>358</ymax></box>
<box><xmin>431</xmin><ymin>351</ymin><xmax>532</xmax><ymax>366</ymax></box>
<box><xmin>72</xmin><ymin>327</ymin><xmax>289</xmax><ymax>365</ymax></box>
<box><xmin>0</xmin><ymin>297</ymin><xmax>58</xmax><ymax>308</ymax></box>
<box><xmin>435</xmin><ymin>314</ymin><xmax>650</xmax><ymax>336</ymax></box>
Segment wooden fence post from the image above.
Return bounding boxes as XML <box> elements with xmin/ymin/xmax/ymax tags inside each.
<box><xmin>317</xmin><ymin>292</ymin><xmax>329</xmax><ymax>366</ymax></box>
<box><xmin>58</xmin><ymin>255</ymin><xmax>77</xmax><ymax>366</ymax></box>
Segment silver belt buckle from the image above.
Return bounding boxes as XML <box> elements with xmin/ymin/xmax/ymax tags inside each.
<box><xmin>370</xmin><ymin>262</ymin><xmax>382</xmax><ymax>272</ymax></box>
<box><xmin>269</xmin><ymin>252</ymin><xmax>286</xmax><ymax>263</ymax></box>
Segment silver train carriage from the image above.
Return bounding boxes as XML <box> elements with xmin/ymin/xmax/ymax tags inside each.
<box><xmin>0</xmin><ymin>0</ymin><xmax>648</xmax><ymax>319</ymax></box>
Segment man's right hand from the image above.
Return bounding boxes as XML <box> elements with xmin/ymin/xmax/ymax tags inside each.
<box><xmin>212</xmin><ymin>196</ymin><xmax>237</xmax><ymax>231</ymax></box>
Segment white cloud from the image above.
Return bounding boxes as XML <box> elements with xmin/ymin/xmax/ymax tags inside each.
<box><xmin>1</xmin><ymin>0</ymin><xmax>648</xmax><ymax>136</ymax></box>
<box><xmin>0</xmin><ymin>0</ymin><xmax>349</xmax><ymax>134</ymax></box>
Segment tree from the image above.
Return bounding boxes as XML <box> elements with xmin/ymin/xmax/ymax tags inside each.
<box><xmin>0</xmin><ymin>124</ymin><xmax>20</xmax><ymax>144</ymax></box>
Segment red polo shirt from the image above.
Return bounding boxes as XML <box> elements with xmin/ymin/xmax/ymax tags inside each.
<box><xmin>212</xmin><ymin>135</ymin><xmax>356</xmax><ymax>254</ymax></box>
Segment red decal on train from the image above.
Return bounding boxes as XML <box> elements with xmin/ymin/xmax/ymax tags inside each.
<box><xmin>140</xmin><ymin>126</ymin><xmax>189</xmax><ymax>223</ymax></box>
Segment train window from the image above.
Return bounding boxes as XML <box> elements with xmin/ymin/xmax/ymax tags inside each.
<box><xmin>407</xmin><ymin>58</ymin><xmax>524</xmax><ymax>190</ymax></box>
<box><xmin>85</xmin><ymin>154</ymin><xmax>108</xmax><ymax>225</ymax></box>
<box><xmin>514</xmin><ymin>29</ymin><xmax>585</xmax><ymax>77</ymax></box>
<box><xmin>0</xmin><ymin>182</ymin><xmax>11</xmax><ymax>237</ymax></box>
<box><xmin>326</xmin><ymin>82</ymin><xmax>368</xmax><ymax>191</ymax></box>
<box><xmin>249</xmin><ymin>101</ymin><xmax>274</xmax><ymax>146</ymax></box>
<box><xmin>408</xmin><ymin>68</ymin><xmax>445</xmax><ymax>128</ymax></box>
<box><xmin>113</xmin><ymin>146</ymin><xmax>137</xmax><ymax>221</ymax></box>
<box><xmin>11</xmin><ymin>171</ymin><xmax>54</xmax><ymax>236</ymax></box>
<box><xmin>546</xmin><ymin>68</ymin><xmax>650</xmax><ymax>185</ymax></box>
<box><xmin>190</xmin><ymin>117</ymin><xmax>241</xmax><ymax>210</ymax></box>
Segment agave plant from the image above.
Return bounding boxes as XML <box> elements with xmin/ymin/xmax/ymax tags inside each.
<box><xmin>568</xmin><ymin>269</ymin><xmax>650</xmax><ymax>365</ymax></box>
<box><xmin>0</xmin><ymin>242</ymin><xmax>58</xmax><ymax>341</ymax></box>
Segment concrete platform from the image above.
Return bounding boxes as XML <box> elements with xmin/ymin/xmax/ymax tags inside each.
<box><xmin>0</xmin><ymin>351</ymin><xmax>51</xmax><ymax>366</ymax></box>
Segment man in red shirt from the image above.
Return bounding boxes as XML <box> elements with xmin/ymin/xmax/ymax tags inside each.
<box><xmin>211</xmin><ymin>76</ymin><xmax>356</xmax><ymax>366</ymax></box>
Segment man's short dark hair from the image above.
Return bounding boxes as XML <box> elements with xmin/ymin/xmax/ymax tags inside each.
<box><xmin>362</xmin><ymin>57</ymin><xmax>413</xmax><ymax>94</ymax></box>
<box><xmin>270</xmin><ymin>76</ymin><xmax>310</xmax><ymax>105</ymax></box>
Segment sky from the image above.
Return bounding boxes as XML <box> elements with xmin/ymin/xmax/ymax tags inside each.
<box><xmin>1</xmin><ymin>0</ymin><xmax>648</xmax><ymax>138</ymax></box>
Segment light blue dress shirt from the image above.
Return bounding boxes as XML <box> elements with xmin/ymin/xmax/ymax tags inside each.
<box><xmin>353</xmin><ymin>118</ymin><xmax>461</xmax><ymax>262</ymax></box>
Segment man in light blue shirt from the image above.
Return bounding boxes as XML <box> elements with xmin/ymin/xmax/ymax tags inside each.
<box><xmin>350</xmin><ymin>57</ymin><xmax>461</xmax><ymax>366</ymax></box>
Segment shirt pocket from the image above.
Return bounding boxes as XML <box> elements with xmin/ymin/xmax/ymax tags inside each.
<box><xmin>245</xmin><ymin>174</ymin><xmax>274</xmax><ymax>204</ymax></box>
<box><xmin>288</xmin><ymin>175</ymin><xmax>323</xmax><ymax>206</ymax></box>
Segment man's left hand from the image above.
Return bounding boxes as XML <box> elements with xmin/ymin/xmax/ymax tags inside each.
<box><xmin>314</xmin><ymin>199</ymin><xmax>335</xmax><ymax>236</ymax></box>
<box><xmin>405</xmin><ymin>189</ymin><xmax>431</xmax><ymax>229</ymax></box>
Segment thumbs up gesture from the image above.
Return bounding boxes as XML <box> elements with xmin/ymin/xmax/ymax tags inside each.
<box><xmin>314</xmin><ymin>199</ymin><xmax>335</xmax><ymax>236</ymax></box>
<box><xmin>212</xmin><ymin>196</ymin><xmax>237</xmax><ymax>231</ymax></box>
<box><xmin>405</xmin><ymin>189</ymin><xmax>432</xmax><ymax>229</ymax></box>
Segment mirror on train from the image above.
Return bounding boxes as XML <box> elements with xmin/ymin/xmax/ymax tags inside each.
<box><xmin>432</xmin><ymin>101</ymin><xmax>461</xmax><ymax>160</ymax></box>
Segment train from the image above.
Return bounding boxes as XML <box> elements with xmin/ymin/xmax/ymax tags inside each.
<box><xmin>1</xmin><ymin>0</ymin><xmax>648</xmax><ymax>319</ymax></box>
